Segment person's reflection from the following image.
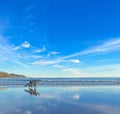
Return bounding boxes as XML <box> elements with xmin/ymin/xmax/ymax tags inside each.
<box><xmin>24</xmin><ymin>88</ymin><xmax>40</xmax><ymax>96</ymax></box>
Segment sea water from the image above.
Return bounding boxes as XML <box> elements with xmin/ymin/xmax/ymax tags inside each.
<box><xmin>0</xmin><ymin>77</ymin><xmax>120</xmax><ymax>86</ymax></box>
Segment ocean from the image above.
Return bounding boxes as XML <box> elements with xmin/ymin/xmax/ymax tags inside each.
<box><xmin>0</xmin><ymin>77</ymin><xmax>120</xmax><ymax>87</ymax></box>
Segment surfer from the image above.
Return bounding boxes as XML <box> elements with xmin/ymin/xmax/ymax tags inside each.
<box><xmin>30</xmin><ymin>80</ymin><xmax>32</xmax><ymax>84</ymax></box>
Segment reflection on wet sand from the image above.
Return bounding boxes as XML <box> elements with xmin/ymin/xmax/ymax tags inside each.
<box><xmin>0</xmin><ymin>86</ymin><xmax>120</xmax><ymax>114</ymax></box>
<box><xmin>24</xmin><ymin>88</ymin><xmax>40</xmax><ymax>96</ymax></box>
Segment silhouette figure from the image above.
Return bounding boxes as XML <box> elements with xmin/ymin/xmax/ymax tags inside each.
<box><xmin>24</xmin><ymin>80</ymin><xmax>40</xmax><ymax>88</ymax></box>
<box><xmin>24</xmin><ymin>88</ymin><xmax>40</xmax><ymax>96</ymax></box>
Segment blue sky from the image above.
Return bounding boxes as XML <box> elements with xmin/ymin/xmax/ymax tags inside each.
<box><xmin>0</xmin><ymin>0</ymin><xmax>120</xmax><ymax>77</ymax></box>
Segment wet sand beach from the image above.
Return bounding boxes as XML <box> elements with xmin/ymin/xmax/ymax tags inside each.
<box><xmin>0</xmin><ymin>79</ymin><xmax>120</xmax><ymax>114</ymax></box>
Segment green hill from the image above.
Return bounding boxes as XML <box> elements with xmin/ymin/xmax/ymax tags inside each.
<box><xmin>0</xmin><ymin>71</ymin><xmax>26</xmax><ymax>78</ymax></box>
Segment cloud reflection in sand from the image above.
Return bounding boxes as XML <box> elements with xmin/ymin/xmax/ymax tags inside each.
<box><xmin>0</xmin><ymin>86</ymin><xmax>120</xmax><ymax>114</ymax></box>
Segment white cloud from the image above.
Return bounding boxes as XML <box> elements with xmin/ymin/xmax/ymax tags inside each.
<box><xmin>32</xmin><ymin>59</ymin><xmax>80</xmax><ymax>66</ymax></box>
<box><xmin>13</xmin><ymin>46</ymin><xmax>21</xmax><ymax>50</ymax></box>
<box><xmin>32</xmin><ymin>60</ymin><xmax>57</xmax><ymax>65</ymax></box>
<box><xmin>67</xmin><ymin>59</ymin><xmax>80</xmax><ymax>63</ymax></box>
<box><xmin>53</xmin><ymin>64</ymin><xmax>64</xmax><ymax>68</ymax></box>
<box><xmin>34</xmin><ymin>46</ymin><xmax>46</xmax><ymax>53</ymax></box>
<box><xmin>21</xmin><ymin>41</ymin><xmax>30</xmax><ymax>48</ymax></box>
<box><xmin>48</xmin><ymin>51</ymin><xmax>60</xmax><ymax>57</ymax></box>
<box><xmin>13</xmin><ymin>41</ymin><xmax>30</xmax><ymax>50</ymax></box>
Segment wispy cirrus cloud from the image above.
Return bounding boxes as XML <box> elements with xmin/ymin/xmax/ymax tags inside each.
<box><xmin>32</xmin><ymin>59</ymin><xmax>80</xmax><ymax>66</ymax></box>
<box><xmin>31</xmin><ymin>38</ymin><xmax>120</xmax><ymax>67</ymax></box>
<box><xmin>34</xmin><ymin>46</ymin><xmax>46</xmax><ymax>53</ymax></box>
<box><xmin>32</xmin><ymin>60</ymin><xmax>57</xmax><ymax>65</ymax></box>
<box><xmin>0</xmin><ymin>36</ymin><xmax>29</xmax><ymax>68</ymax></box>
<box><xmin>52</xmin><ymin>64</ymin><xmax>64</xmax><ymax>68</ymax></box>
<box><xmin>67</xmin><ymin>59</ymin><xmax>80</xmax><ymax>63</ymax></box>
<box><xmin>81</xmin><ymin>38</ymin><xmax>120</xmax><ymax>54</ymax></box>
<box><xmin>13</xmin><ymin>41</ymin><xmax>31</xmax><ymax>50</ymax></box>
<box><xmin>48</xmin><ymin>51</ymin><xmax>60</xmax><ymax>57</ymax></box>
<box><xmin>62</xmin><ymin>38</ymin><xmax>120</xmax><ymax>59</ymax></box>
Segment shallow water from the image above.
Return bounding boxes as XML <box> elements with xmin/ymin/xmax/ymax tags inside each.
<box><xmin>0</xmin><ymin>86</ymin><xmax>120</xmax><ymax>114</ymax></box>
<box><xmin>0</xmin><ymin>78</ymin><xmax>120</xmax><ymax>86</ymax></box>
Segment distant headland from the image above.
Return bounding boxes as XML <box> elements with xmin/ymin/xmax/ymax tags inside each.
<box><xmin>0</xmin><ymin>71</ymin><xmax>26</xmax><ymax>78</ymax></box>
